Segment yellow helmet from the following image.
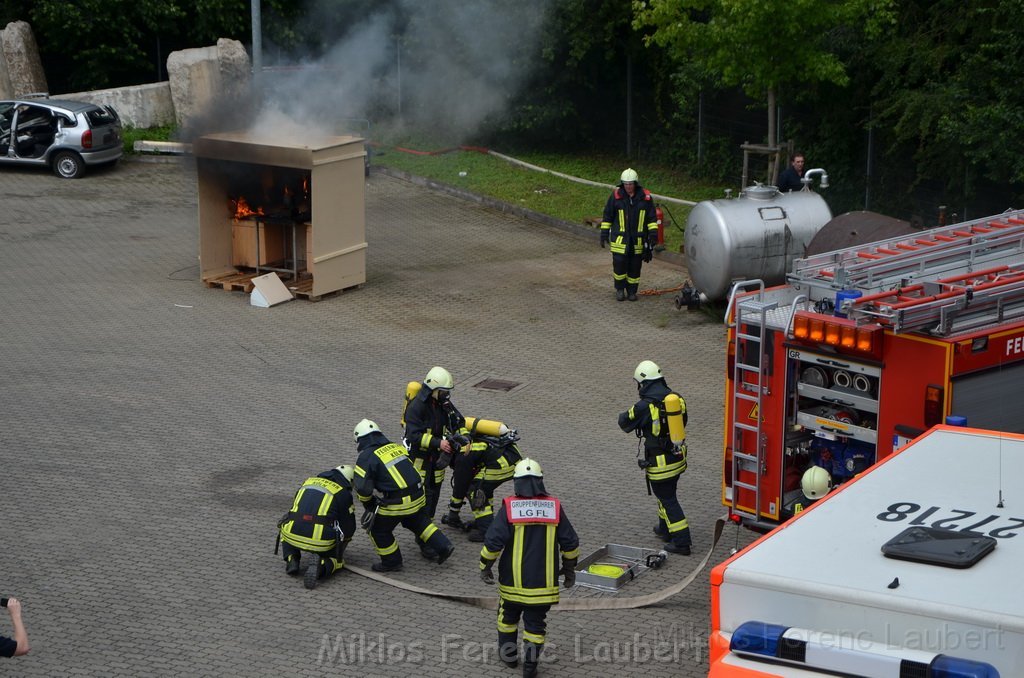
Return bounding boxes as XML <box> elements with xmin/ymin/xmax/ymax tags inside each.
<box><xmin>424</xmin><ymin>366</ymin><xmax>454</xmax><ymax>390</ymax></box>
<box><xmin>352</xmin><ymin>418</ymin><xmax>379</xmax><ymax>442</ymax></box>
<box><xmin>801</xmin><ymin>466</ymin><xmax>832</xmax><ymax>500</ymax></box>
<box><xmin>633</xmin><ymin>360</ymin><xmax>662</xmax><ymax>383</ymax></box>
<box><xmin>620</xmin><ymin>168</ymin><xmax>639</xmax><ymax>183</ymax></box>
<box><xmin>513</xmin><ymin>457</ymin><xmax>543</xmax><ymax>479</ymax></box>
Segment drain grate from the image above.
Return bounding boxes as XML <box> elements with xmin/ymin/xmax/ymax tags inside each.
<box><xmin>473</xmin><ymin>378</ymin><xmax>520</xmax><ymax>392</ymax></box>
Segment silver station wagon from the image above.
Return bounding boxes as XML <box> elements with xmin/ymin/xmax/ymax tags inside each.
<box><xmin>0</xmin><ymin>97</ymin><xmax>123</xmax><ymax>178</ymax></box>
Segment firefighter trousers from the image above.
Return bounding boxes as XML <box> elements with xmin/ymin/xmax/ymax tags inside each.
<box><xmin>650</xmin><ymin>474</ymin><xmax>692</xmax><ymax>547</ymax></box>
<box><xmin>281</xmin><ymin>541</ymin><xmax>345</xmax><ymax>579</ymax></box>
<box><xmin>369</xmin><ymin>509</ymin><xmax>452</xmax><ymax>567</ymax></box>
<box><xmin>497</xmin><ymin>598</ymin><xmax>549</xmax><ymax>667</ymax></box>
<box><xmin>612</xmin><ymin>252</ymin><xmax>643</xmax><ymax>294</ymax></box>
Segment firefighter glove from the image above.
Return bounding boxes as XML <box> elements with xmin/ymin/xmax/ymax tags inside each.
<box><xmin>600</xmin><ymin>233</ymin><xmax>608</xmax><ymax>249</ymax></box>
<box><xmin>561</xmin><ymin>559</ymin><xmax>577</xmax><ymax>589</ymax></box>
<box><xmin>642</xmin><ymin>243</ymin><xmax>653</xmax><ymax>263</ymax></box>
<box><xmin>480</xmin><ymin>563</ymin><xmax>495</xmax><ymax>585</ymax></box>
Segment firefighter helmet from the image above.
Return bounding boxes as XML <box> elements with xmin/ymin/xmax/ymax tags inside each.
<box><xmin>514</xmin><ymin>457</ymin><xmax>543</xmax><ymax>478</ymax></box>
<box><xmin>334</xmin><ymin>464</ymin><xmax>355</xmax><ymax>483</ymax></box>
<box><xmin>424</xmin><ymin>366</ymin><xmax>454</xmax><ymax>390</ymax></box>
<box><xmin>633</xmin><ymin>360</ymin><xmax>662</xmax><ymax>383</ymax></box>
<box><xmin>801</xmin><ymin>465</ymin><xmax>832</xmax><ymax>500</ymax></box>
<box><xmin>352</xmin><ymin>418</ymin><xmax>379</xmax><ymax>442</ymax></box>
<box><xmin>620</xmin><ymin>168</ymin><xmax>639</xmax><ymax>183</ymax></box>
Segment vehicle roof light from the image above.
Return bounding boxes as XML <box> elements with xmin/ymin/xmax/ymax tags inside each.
<box><xmin>730</xmin><ymin>621</ymin><xmax>1000</xmax><ymax>677</ymax></box>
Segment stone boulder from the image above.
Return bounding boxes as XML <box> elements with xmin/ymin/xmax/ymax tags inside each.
<box><xmin>1</xmin><ymin>21</ymin><xmax>47</xmax><ymax>98</ymax></box>
<box><xmin>167</xmin><ymin>38</ymin><xmax>251</xmax><ymax>129</ymax></box>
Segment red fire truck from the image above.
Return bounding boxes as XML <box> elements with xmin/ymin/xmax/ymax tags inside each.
<box><xmin>722</xmin><ymin>208</ymin><xmax>1024</xmax><ymax>530</ymax></box>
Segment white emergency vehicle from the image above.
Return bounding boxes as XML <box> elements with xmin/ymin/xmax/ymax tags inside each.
<box><xmin>709</xmin><ymin>425</ymin><xmax>1022</xmax><ymax>677</ymax></box>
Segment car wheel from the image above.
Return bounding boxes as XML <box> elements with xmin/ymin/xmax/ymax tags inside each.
<box><xmin>53</xmin><ymin>150</ymin><xmax>84</xmax><ymax>179</ymax></box>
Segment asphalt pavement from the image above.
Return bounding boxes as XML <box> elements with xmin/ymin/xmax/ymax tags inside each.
<box><xmin>0</xmin><ymin>157</ymin><xmax>755</xmax><ymax>677</ymax></box>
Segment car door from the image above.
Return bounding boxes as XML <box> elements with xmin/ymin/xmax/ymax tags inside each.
<box><xmin>0</xmin><ymin>101</ymin><xmax>14</xmax><ymax>157</ymax></box>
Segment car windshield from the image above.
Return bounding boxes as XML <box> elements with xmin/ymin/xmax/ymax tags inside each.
<box><xmin>86</xmin><ymin>108</ymin><xmax>117</xmax><ymax>127</ymax></box>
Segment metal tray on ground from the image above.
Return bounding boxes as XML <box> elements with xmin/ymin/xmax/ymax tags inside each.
<box><xmin>574</xmin><ymin>543</ymin><xmax>666</xmax><ymax>592</ymax></box>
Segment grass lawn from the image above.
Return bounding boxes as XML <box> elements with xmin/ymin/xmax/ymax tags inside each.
<box><xmin>371</xmin><ymin>142</ymin><xmax>727</xmax><ymax>254</ymax></box>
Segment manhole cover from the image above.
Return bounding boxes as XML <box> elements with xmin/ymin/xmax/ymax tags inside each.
<box><xmin>473</xmin><ymin>378</ymin><xmax>520</xmax><ymax>392</ymax></box>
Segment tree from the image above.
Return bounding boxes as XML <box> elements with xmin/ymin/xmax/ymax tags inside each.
<box><xmin>634</xmin><ymin>0</ymin><xmax>893</xmax><ymax>178</ymax></box>
<box><xmin>870</xmin><ymin>0</ymin><xmax>1024</xmax><ymax>212</ymax></box>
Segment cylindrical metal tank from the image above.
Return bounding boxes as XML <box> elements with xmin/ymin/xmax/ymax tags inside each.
<box><xmin>684</xmin><ymin>185</ymin><xmax>832</xmax><ymax>300</ymax></box>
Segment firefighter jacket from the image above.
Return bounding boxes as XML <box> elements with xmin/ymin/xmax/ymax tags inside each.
<box><xmin>404</xmin><ymin>386</ymin><xmax>467</xmax><ymax>458</ymax></box>
<box><xmin>279</xmin><ymin>470</ymin><xmax>356</xmax><ymax>553</ymax></box>
<box><xmin>600</xmin><ymin>184</ymin><xmax>658</xmax><ymax>256</ymax></box>
<box><xmin>479</xmin><ymin>495</ymin><xmax>580</xmax><ymax>606</ymax></box>
<box><xmin>466</xmin><ymin>439</ymin><xmax>522</xmax><ymax>483</ymax></box>
<box><xmin>618</xmin><ymin>378</ymin><xmax>688</xmax><ymax>481</ymax></box>
<box><xmin>354</xmin><ymin>431</ymin><xmax>427</xmax><ymax>516</ymax></box>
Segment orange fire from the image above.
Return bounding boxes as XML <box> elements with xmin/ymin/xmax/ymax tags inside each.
<box><xmin>231</xmin><ymin>196</ymin><xmax>264</xmax><ymax>220</ymax></box>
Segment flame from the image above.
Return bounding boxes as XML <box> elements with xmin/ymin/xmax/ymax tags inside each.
<box><xmin>231</xmin><ymin>196</ymin><xmax>264</xmax><ymax>220</ymax></box>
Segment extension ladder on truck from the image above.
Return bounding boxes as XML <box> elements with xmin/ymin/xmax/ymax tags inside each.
<box><xmin>789</xmin><ymin>209</ymin><xmax>1024</xmax><ymax>335</ymax></box>
<box><xmin>725</xmin><ymin>280</ymin><xmax>776</xmax><ymax>520</ymax></box>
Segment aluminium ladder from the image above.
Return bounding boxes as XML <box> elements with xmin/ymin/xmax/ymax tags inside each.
<box><xmin>726</xmin><ymin>281</ymin><xmax>776</xmax><ymax>521</ymax></box>
<box><xmin>789</xmin><ymin>209</ymin><xmax>1024</xmax><ymax>335</ymax></box>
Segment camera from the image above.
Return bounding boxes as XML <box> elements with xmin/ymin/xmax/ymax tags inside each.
<box><xmin>0</xmin><ymin>598</ymin><xmax>8</xmax><ymax>608</ymax></box>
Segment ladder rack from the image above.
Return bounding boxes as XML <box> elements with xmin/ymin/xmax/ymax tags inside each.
<box><xmin>788</xmin><ymin>209</ymin><xmax>1024</xmax><ymax>335</ymax></box>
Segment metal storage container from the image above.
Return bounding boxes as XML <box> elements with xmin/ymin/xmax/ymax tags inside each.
<box><xmin>685</xmin><ymin>185</ymin><xmax>832</xmax><ymax>300</ymax></box>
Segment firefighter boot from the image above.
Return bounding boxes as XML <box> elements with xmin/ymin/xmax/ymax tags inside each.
<box><xmin>285</xmin><ymin>554</ymin><xmax>301</xmax><ymax>576</ymax></box>
<box><xmin>418</xmin><ymin>537</ymin><xmax>439</xmax><ymax>560</ymax></box>
<box><xmin>498</xmin><ymin>632</ymin><xmax>519</xmax><ymax>668</ymax></box>
<box><xmin>300</xmin><ymin>551</ymin><xmax>320</xmax><ymax>589</ymax></box>
<box><xmin>653</xmin><ymin>523</ymin><xmax>670</xmax><ymax>542</ymax></box>
<box><xmin>468</xmin><ymin>516</ymin><xmax>492</xmax><ymax>542</ymax></box>
<box><xmin>522</xmin><ymin>641</ymin><xmax>542</xmax><ymax>678</ymax></box>
<box><xmin>665</xmin><ymin>542</ymin><xmax>691</xmax><ymax>556</ymax></box>
<box><xmin>372</xmin><ymin>560</ymin><xmax>404</xmax><ymax>573</ymax></box>
<box><xmin>616</xmin><ymin>288</ymin><xmax>625</xmax><ymax>302</ymax></box>
<box><xmin>442</xmin><ymin>509</ymin><xmax>465</xmax><ymax>530</ymax></box>
<box><xmin>436</xmin><ymin>543</ymin><xmax>456</xmax><ymax>565</ymax></box>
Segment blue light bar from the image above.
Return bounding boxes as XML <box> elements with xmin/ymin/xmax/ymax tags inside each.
<box><xmin>730</xmin><ymin>621</ymin><xmax>789</xmax><ymax>657</ymax></box>
<box><xmin>729</xmin><ymin>621</ymin><xmax>1000</xmax><ymax>677</ymax></box>
<box><xmin>931</xmin><ymin>655</ymin><xmax>1000</xmax><ymax>678</ymax></box>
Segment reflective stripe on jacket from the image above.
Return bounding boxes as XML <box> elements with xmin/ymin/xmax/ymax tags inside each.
<box><xmin>279</xmin><ymin>476</ymin><xmax>355</xmax><ymax>552</ymax></box>
<box><xmin>600</xmin><ymin>186</ymin><xmax>658</xmax><ymax>255</ymax></box>
<box><xmin>479</xmin><ymin>497</ymin><xmax>580</xmax><ymax>606</ymax></box>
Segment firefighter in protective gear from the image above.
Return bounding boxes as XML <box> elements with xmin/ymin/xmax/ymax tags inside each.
<box><xmin>618</xmin><ymin>360</ymin><xmax>693</xmax><ymax>555</ymax></box>
<box><xmin>403</xmin><ymin>366</ymin><xmax>470</xmax><ymax>558</ymax></box>
<box><xmin>479</xmin><ymin>458</ymin><xmax>579</xmax><ymax>677</ymax></box>
<box><xmin>277</xmin><ymin>464</ymin><xmax>357</xmax><ymax>590</ymax></box>
<box><xmin>443</xmin><ymin>418</ymin><xmax>523</xmax><ymax>541</ymax></box>
<box><xmin>600</xmin><ymin>168</ymin><xmax>658</xmax><ymax>302</ymax></box>
<box><xmin>353</xmin><ymin>418</ymin><xmax>455</xmax><ymax>572</ymax></box>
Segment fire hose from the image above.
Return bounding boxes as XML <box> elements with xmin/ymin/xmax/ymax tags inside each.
<box><xmin>344</xmin><ymin>515</ymin><xmax>726</xmax><ymax>611</ymax></box>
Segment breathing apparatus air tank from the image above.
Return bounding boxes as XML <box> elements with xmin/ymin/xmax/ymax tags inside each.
<box><xmin>401</xmin><ymin>381</ymin><xmax>421</xmax><ymax>426</ymax></box>
<box><xmin>663</xmin><ymin>393</ymin><xmax>686</xmax><ymax>446</ymax></box>
<box><xmin>465</xmin><ymin>416</ymin><xmax>510</xmax><ymax>437</ymax></box>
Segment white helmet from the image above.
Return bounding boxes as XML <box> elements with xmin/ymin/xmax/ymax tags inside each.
<box><xmin>633</xmin><ymin>360</ymin><xmax>662</xmax><ymax>383</ymax></box>
<box><xmin>801</xmin><ymin>466</ymin><xmax>832</xmax><ymax>500</ymax></box>
<box><xmin>424</xmin><ymin>366</ymin><xmax>454</xmax><ymax>390</ymax></box>
<box><xmin>513</xmin><ymin>457</ymin><xmax>543</xmax><ymax>479</ymax></box>
<box><xmin>334</xmin><ymin>464</ymin><xmax>355</xmax><ymax>482</ymax></box>
<box><xmin>353</xmin><ymin>418</ymin><xmax>379</xmax><ymax>442</ymax></box>
<box><xmin>620</xmin><ymin>168</ymin><xmax>639</xmax><ymax>183</ymax></box>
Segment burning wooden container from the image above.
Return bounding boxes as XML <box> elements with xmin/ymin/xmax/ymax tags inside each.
<box><xmin>195</xmin><ymin>132</ymin><xmax>366</xmax><ymax>299</ymax></box>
